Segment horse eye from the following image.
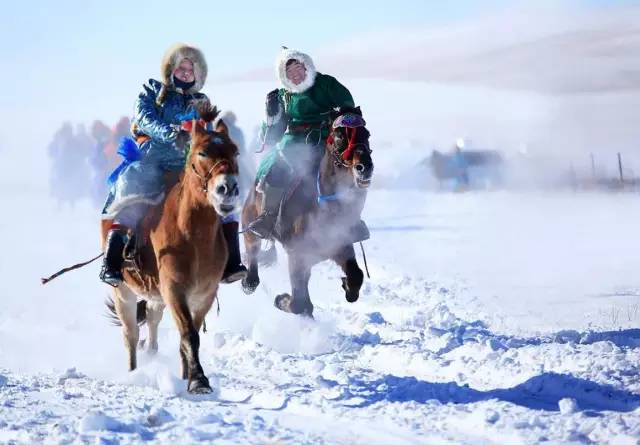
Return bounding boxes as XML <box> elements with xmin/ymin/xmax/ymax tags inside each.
<box><xmin>198</xmin><ymin>151</ymin><xmax>208</xmax><ymax>157</ymax></box>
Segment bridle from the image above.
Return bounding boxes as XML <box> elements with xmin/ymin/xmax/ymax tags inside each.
<box><xmin>326</xmin><ymin>114</ymin><xmax>371</xmax><ymax>168</ymax></box>
<box><xmin>190</xmin><ymin>157</ymin><xmax>231</xmax><ymax>194</ymax></box>
<box><xmin>317</xmin><ymin>113</ymin><xmax>373</xmax><ymax>204</ymax></box>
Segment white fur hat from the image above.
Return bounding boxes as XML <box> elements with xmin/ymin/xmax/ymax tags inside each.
<box><xmin>276</xmin><ymin>48</ymin><xmax>317</xmax><ymax>93</ymax></box>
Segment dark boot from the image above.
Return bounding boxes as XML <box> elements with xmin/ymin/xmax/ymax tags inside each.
<box><xmin>246</xmin><ymin>184</ymin><xmax>286</xmax><ymax>239</ymax></box>
<box><xmin>100</xmin><ymin>228</ymin><xmax>127</xmax><ymax>286</ymax></box>
<box><xmin>221</xmin><ymin>221</ymin><xmax>248</xmax><ymax>284</ymax></box>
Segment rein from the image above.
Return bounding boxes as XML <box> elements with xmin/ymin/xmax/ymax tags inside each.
<box><xmin>316</xmin><ymin>169</ymin><xmax>342</xmax><ymax>205</ymax></box>
<box><xmin>190</xmin><ymin>159</ymin><xmax>229</xmax><ymax>194</ymax></box>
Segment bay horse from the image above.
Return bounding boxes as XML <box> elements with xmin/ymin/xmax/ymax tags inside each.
<box><xmin>241</xmin><ymin>107</ymin><xmax>373</xmax><ymax>317</ymax></box>
<box><xmin>101</xmin><ymin>107</ymin><xmax>240</xmax><ymax>394</ymax></box>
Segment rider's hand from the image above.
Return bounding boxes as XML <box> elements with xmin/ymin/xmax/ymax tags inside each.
<box><xmin>265</xmin><ymin>89</ymin><xmax>280</xmax><ymax>117</ymax></box>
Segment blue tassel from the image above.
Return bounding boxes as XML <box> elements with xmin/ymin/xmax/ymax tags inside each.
<box><xmin>116</xmin><ymin>137</ymin><xmax>141</xmax><ymax>162</ymax></box>
<box><xmin>106</xmin><ymin>137</ymin><xmax>142</xmax><ymax>186</ymax></box>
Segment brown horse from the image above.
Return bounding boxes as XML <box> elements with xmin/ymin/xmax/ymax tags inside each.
<box><xmin>101</xmin><ymin>107</ymin><xmax>240</xmax><ymax>394</ymax></box>
<box><xmin>241</xmin><ymin>107</ymin><xmax>373</xmax><ymax>317</ymax></box>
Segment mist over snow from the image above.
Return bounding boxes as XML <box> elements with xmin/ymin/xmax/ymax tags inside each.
<box><xmin>2</xmin><ymin>1</ymin><xmax>640</xmax><ymax>444</ymax></box>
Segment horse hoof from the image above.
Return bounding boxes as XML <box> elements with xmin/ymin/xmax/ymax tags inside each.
<box><xmin>274</xmin><ymin>293</ymin><xmax>293</xmax><ymax>313</ymax></box>
<box><xmin>242</xmin><ymin>276</ymin><xmax>259</xmax><ymax>295</ymax></box>
<box><xmin>342</xmin><ymin>277</ymin><xmax>360</xmax><ymax>303</ymax></box>
<box><xmin>345</xmin><ymin>291</ymin><xmax>360</xmax><ymax>303</ymax></box>
<box><xmin>188</xmin><ymin>376</ymin><xmax>212</xmax><ymax>394</ymax></box>
<box><xmin>275</xmin><ymin>294</ymin><xmax>314</xmax><ymax>318</ymax></box>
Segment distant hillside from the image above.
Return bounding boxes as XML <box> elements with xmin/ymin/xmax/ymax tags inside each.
<box><xmin>231</xmin><ymin>6</ymin><xmax>640</xmax><ymax>95</ymax></box>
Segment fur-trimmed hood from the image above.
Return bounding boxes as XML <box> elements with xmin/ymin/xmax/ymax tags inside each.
<box><xmin>159</xmin><ymin>44</ymin><xmax>208</xmax><ymax>97</ymax></box>
<box><xmin>276</xmin><ymin>48</ymin><xmax>317</xmax><ymax>93</ymax></box>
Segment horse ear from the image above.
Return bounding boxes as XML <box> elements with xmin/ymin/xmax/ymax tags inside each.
<box><xmin>215</xmin><ymin>119</ymin><xmax>229</xmax><ymax>136</ymax></box>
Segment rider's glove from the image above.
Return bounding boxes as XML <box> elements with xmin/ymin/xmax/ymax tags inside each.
<box><xmin>265</xmin><ymin>89</ymin><xmax>281</xmax><ymax>118</ymax></box>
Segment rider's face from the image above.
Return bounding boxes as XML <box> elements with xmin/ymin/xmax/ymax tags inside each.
<box><xmin>174</xmin><ymin>59</ymin><xmax>195</xmax><ymax>83</ymax></box>
<box><xmin>285</xmin><ymin>61</ymin><xmax>306</xmax><ymax>85</ymax></box>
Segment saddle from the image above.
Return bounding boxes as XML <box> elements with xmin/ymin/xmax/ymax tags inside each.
<box><xmin>102</xmin><ymin>170</ymin><xmax>180</xmax><ymax>275</ymax></box>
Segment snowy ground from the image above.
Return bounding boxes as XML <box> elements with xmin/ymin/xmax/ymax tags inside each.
<box><xmin>2</xmin><ymin>182</ymin><xmax>640</xmax><ymax>443</ymax></box>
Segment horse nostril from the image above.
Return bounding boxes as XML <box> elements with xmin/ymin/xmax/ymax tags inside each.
<box><xmin>355</xmin><ymin>163</ymin><xmax>365</xmax><ymax>173</ymax></box>
<box><xmin>216</xmin><ymin>184</ymin><xmax>227</xmax><ymax>196</ymax></box>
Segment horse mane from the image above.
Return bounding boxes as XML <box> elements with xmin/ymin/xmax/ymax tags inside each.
<box><xmin>196</xmin><ymin>101</ymin><xmax>220</xmax><ymax>124</ymax></box>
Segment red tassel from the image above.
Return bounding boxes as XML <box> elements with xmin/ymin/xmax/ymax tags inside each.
<box><xmin>341</xmin><ymin>128</ymin><xmax>357</xmax><ymax>161</ymax></box>
<box><xmin>180</xmin><ymin>119</ymin><xmax>207</xmax><ymax>133</ymax></box>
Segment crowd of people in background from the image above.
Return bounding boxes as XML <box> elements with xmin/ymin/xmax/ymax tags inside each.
<box><xmin>46</xmin><ymin>113</ymin><xmax>256</xmax><ymax>208</ymax></box>
<box><xmin>47</xmin><ymin>117</ymin><xmax>130</xmax><ymax>208</ymax></box>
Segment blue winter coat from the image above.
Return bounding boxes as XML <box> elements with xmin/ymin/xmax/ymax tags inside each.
<box><xmin>132</xmin><ymin>78</ymin><xmax>208</xmax><ymax>169</ymax></box>
<box><xmin>102</xmin><ymin>79</ymin><xmax>209</xmax><ymax>218</ymax></box>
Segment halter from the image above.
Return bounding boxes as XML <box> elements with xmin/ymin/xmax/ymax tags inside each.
<box><xmin>318</xmin><ymin>119</ymin><xmax>370</xmax><ymax>204</ymax></box>
<box><xmin>326</xmin><ymin>120</ymin><xmax>370</xmax><ymax>168</ymax></box>
<box><xmin>190</xmin><ymin>159</ymin><xmax>230</xmax><ymax>194</ymax></box>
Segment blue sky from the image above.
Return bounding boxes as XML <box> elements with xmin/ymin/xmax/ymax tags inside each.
<box><xmin>0</xmin><ymin>0</ymin><xmax>637</xmax><ymax>149</ymax></box>
<box><xmin>3</xmin><ymin>1</ymin><xmax>498</xmax><ymax>80</ymax></box>
<box><xmin>3</xmin><ymin>0</ymin><xmax>633</xmax><ymax>82</ymax></box>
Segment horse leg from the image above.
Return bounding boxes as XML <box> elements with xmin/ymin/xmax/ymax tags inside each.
<box><xmin>191</xmin><ymin>293</ymin><xmax>215</xmax><ymax>335</ymax></box>
<box><xmin>241</xmin><ymin>194</ymin><xmax>261</xmax><ymax>294</ymax></box>
<box><xmin>162</xmin><ymin>281</ymin><xmax>211</xmax><ymax>394</ymax></box>
<box><xmin>174</xmin><ymin>294</ymin><xmax>210</xmax><ymax>381</ymax></box>
<box><xmin>113</xmin><ymin>285</ymin><xmax>139</xmax><ymax>371</ymax></box>
<box><xmin>179</xmin><ymin>350</ymin><xmax>188</xmax><ymax>381</ymax></box>
<box><xmin>242</xmin><ymin>232</ymin><xmax>261</xmax><ymax>294</ymax></box>
<box><xmin>275</xmin><ymin>254</ymin><xmax>313</xmax><ymax>317</ymax></box>
<box><xmin>333</xmin><ymin>244</ymin><xmax>364</xmax><ymax>303</ymax></box>
<box><xmin>144</xmin><ymin>300</ymin><xmax>165</xmax><ymax>354</ymax></box>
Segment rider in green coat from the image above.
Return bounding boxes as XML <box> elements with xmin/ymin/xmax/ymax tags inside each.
<box><xmin>248</xmin><ymin>48</ymin><xmax>355</xmax><ymax>239</ymax></box>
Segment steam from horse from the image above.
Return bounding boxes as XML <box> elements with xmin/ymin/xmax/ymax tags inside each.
<box><xmin>241</xmin><ymin>107</ymin><xmax>373</xmax><ymax>317</ymax></box>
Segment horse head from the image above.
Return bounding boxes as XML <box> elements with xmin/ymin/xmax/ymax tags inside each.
<box><xmin>187</xmin><ymin>104</ymin><xmax>240</xmax><ymax>217</ymax></box>
<box><xmin>326</xmin><ymin>106</ymin><xmax>373</xmax><ymax>189</ymax></box>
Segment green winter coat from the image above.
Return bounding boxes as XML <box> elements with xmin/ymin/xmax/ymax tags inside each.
<box><xmin>256</xmin><ymin>72</ymin><xmax>355</xmax><ymax>181</ymax></box>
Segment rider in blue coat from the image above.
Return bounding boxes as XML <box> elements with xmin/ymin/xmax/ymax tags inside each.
<box><xmin>100</xmin><ymin>43</ymin><xmax>247</xmax><ymax>286</ymax></box>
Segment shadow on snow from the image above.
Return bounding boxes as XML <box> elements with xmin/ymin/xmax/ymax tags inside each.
<box><xmin>340</xmin><ymin>372</ymin><xmax>640</xmax><ymax>413</ymax></box>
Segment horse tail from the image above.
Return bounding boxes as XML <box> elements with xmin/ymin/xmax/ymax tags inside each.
<box><xmin>104</xmin><ymin>297</ymin><xmax>147</xmax><ymax>327</ymax></box>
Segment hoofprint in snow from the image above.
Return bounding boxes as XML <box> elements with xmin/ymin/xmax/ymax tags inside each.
<box><xmin>2</xmin><ymin>189</ymin><xmax>640</xmax><ymax>444</ymax></box>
